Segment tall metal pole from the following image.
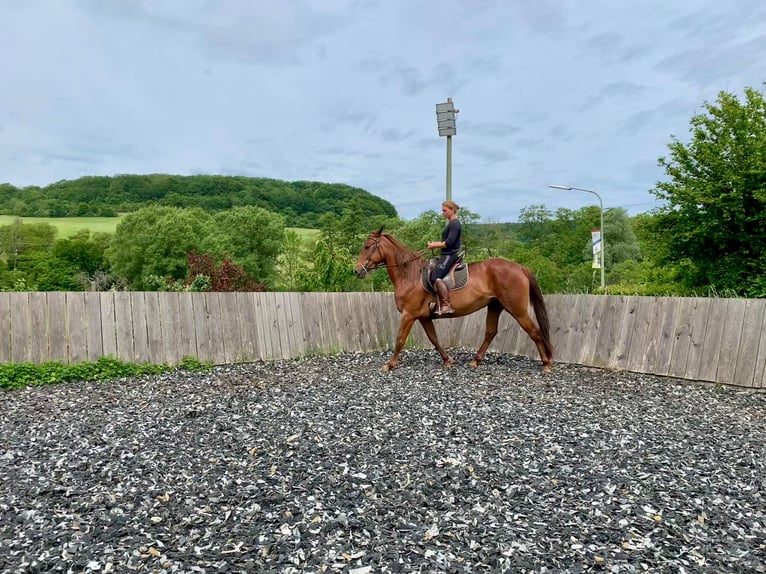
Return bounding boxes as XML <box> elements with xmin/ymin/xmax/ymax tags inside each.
<box><xmin>436</xmin><ymin>98</ymin><xmax>458</xmax><ymax>202</ymax></box>
<box><xmin>446</xmin><ymin>135</ymin><xmax>452</xmax><ymax>201</ymax></box>
<box><xmin>549</xmin><ymin>184</ymin><xmax>605</xmax><ymax>289</ymax></box>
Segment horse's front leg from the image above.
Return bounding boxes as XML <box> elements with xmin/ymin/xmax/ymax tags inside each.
<box><xmin>419</xmin><ymin>317</ymin><xmax>453</xmax><ymax>368</ymax></box>
<box><xmin>384</xmin><ymin>314</ymin><xmax>417</xmax><ymax>371</ymax></box>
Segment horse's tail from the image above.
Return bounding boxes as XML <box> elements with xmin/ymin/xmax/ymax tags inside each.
<box><xmin>524</xmin><ymin>268</ymin><xmax>554</xmax><ymax>360</ymax></box>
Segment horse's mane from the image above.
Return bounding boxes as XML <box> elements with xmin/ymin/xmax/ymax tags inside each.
<box><xmin>380</xmin><ymin>233</ymin><xmax>425</xmax><ymax>284</ymax></box>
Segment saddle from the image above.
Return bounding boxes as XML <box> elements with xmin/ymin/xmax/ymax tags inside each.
<box><xmin>422</xmin><ymin>256</ymin><xmax>469</xmax><ymax>294</ymax></box>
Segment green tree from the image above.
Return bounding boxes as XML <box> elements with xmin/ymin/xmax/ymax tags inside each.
<box><xmin>208</xmin><ymin>206</ymin><xmax>285</xmax><ymax>287</ymax></box>
<box><xmin>0</xmin><ymin>220</ymin><xmax>57</xmax><ymax>271</ymax></box>
<box><xmin>651</xmin><ymin>85</ymin><xmax>766</xmax><ymax>293</ymax></box>
<box><xmin>298</xmin><ymin>238</ymin><xmax>359</xmax><ymax>292</ymax></box>
<box><xmin>275</xmin><ymin>229</ymin><xmax>309</xmax><ymax>291</ymax></box>
<box><xmin>11</xmin><ymin>251</ymin><xmax>79</xmax><ymax>291</ymax></box>
<box><xmin>106</xmin><ymin>205</ymin><xmax>214</xmax><ymax>289</ymax></box>
<box><xmin>52</xmin><ymin>230</ymin><xmax>110</xmax><ymax>277</ymax></box>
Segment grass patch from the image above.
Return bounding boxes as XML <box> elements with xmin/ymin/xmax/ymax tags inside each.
<box><xmin>0</xmin><ymin>215</ymin><xmax>125</xmax><ymax>238</ymax></box>
<box><xmin>0</xmin><ymin>215</ymin><xmax>319</xmax><ymax>242</ymax></box>
<box><xmin>0</xmin><ymin>355</ymin><xmax>214</xmax><ymax>390</ymax></box>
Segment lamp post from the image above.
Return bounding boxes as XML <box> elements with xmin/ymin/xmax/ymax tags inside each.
<box><xmin>549</xmin><ymin>184</ymin><xmax>605</xmax><ymax>289</ymax></box>
<box><xmin>436</xmin><ymin>98</ymin><xmax>458</xmax><ymax>201</ymax></box>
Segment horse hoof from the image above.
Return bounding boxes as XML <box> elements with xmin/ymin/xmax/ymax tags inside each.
<box><xmin>468</xmin><ymin>360</ymin><xmax>479</xmax><ymax>368</ymax></box>
<box><xmin>443</xmin><ymin>359</ymin><xmax>454</xmax><ymax>369</ymax></box>
<box><xmin>542</xmin><ymin>365</ymin><xmax>552</xmax><ymax>374</ymax></box>
<box><xmin>382</xmin><ymin>363</ymin><xmax>394</xmax><ymax>372</ymax></box>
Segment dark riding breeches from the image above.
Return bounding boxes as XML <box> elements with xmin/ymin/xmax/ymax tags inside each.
<box><xmin>430</xmin><ymin>253</ymin><xmax>459</xmax><ymax>285</ymax></box>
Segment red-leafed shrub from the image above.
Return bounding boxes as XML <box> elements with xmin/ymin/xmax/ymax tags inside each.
<box><xmin>186</xmin><ymin>251</ymin><xmax>266</xmax><ymax>292</ymax></box>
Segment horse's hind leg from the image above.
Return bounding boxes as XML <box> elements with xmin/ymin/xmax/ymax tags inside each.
<box><xmin>419</xmin><ymin>318</ymin><xmax>454</xmax><ymax>368</ymax></box>
<box><xmin>469</xmin><ymin>301</ymin><xmax>502</xmax><ymax>368</ymax></box>
<box><xmin>513</xmin><ymin>314</ymin><xmax>553</xmax><ymax>373</ymax></box>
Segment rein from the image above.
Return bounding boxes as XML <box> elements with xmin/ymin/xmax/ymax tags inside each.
<box><xmin>360</xmin><ymin>235</ymin><xmax>427</xmax><ymax>273</ymax></box>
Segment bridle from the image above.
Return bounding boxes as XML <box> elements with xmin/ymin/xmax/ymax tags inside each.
<box><xmin>359</xmin><ymin>234</ymin><xmax>427</xmax><ymax>274</ymax></box>
<box><xmin>359</xmin><ymin>235</ymin><xmax>385</xmax><ymax>275</ymax></box>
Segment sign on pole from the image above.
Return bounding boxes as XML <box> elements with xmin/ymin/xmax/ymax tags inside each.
<box><xmin>591</xmin><ymin>230</ymin><xmax>602</xmax><ymax>269</ymax></box>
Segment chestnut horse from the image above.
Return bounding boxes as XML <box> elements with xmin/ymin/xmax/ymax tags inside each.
<box><xmin>354</xmin><ymin>229</ymin><xmax>554</xmax><ymax>372</ymax></box>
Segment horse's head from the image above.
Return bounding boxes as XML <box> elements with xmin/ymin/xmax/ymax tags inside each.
<box><xmin>354</xmin><ymin>227</ymin><xmax>386</xmax><ymax>279</ymax></box>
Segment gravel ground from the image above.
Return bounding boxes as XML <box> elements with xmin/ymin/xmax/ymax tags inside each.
<box><xmin>1</xmin><ymin>350</ymin><xmax>765</xmax><ymax>574</ymax></box>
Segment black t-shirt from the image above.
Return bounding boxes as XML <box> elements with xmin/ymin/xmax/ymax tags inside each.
<box><xmin>440</xmin><ymin>219</ymin><xmax>462</xmax><ymax>255</ymax></box>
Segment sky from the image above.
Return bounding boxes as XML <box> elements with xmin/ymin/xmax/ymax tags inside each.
<box><xmin>1</xmin><ymin>1</ymin><xmax>765</xmax><ymax>223</ymax></box>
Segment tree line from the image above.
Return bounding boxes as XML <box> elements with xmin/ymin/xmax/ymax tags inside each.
<box><xmin>0</xmin><ymin>85</ymin><xmax>764</xmax><ymax>297</ymax></box>
<box><xmin>0</xmin><ymin>175</ymin><xmax>397</xmax><ymax>229</ymax></box>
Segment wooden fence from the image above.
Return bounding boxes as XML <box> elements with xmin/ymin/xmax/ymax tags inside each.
<box><xmin>1</xmin><ymin>292</ymin><xmax>764</xmax><ymax>389</ymax></box>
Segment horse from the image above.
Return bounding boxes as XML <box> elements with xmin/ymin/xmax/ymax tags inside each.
<box><xmin>354</xmin><ymin>228</ymin><xmax>554</xmax><ymax>372</ymax></box>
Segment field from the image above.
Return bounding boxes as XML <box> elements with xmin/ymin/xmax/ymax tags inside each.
<box><xmin>0</xmin><ymin>215</ymin><xmax>319</xmax><ymax>242</ymax></box>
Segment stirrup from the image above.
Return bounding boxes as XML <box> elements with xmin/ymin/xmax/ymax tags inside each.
<box><xmin>437</xmin><ymin>304</ymin><xmax>455</xmax><ymax>315</ymax></box>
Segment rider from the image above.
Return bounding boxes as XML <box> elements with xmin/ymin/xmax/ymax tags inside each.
<box><xmin>427</xmin><ymin>200</ymin><xmax>462</xmax><ymax>315</ymax></box>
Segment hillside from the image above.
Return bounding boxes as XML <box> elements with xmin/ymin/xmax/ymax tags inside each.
<box><xmin>0</xmin><ymin>174</ymin><xmax>398</xmax><ymax>228</ymax></box>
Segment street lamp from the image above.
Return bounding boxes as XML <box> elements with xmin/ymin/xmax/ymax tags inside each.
<box><xmin>549</xmin><ymin>184</ymin><xmax>605</xmax><ymax>289</ymax></box>
<box><xmin>436</xmin><ymin>98</ymin><xmax>458</xmax><ymax>201</ymax></box>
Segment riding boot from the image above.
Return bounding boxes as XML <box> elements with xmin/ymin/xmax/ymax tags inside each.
<box><xmin>434</xmin><ymin>279</ymin><xmax>455</xmax><ymax>315</ymax></box>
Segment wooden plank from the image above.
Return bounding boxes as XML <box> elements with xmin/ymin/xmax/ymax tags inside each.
<box><xmin>177</xmin><ymin>293</ymin><xmax>198</xmax><ymax>360</ymax></box>
<box><xmin>280</xmin><ymin>291</ymin><xmax>300</xmax><ymax>357</ymax></box>
<box><xmin>696</xmin><ymin>299</ymin><xmax>728</xmax><ymax>382</ymax></box>
<box><xmin>68</xmin><ymin>293</ymin><xmax>88</xmax><ymax>364</ymax></box>
<box><xmin>144</xmin><ymin>291</ymin><xmax>165</xmax><ymax>364</ymax></box>
<box><xmin>218</xmin><ymin>292</ymin><xmax>242</xmax><ymax>363</ymax></box>
<box><xmin>266</xmin><ymin>291</ymin><xmax>286</xmax><ymax>358</ymax></box>
<box><xmin>287</xmin><ymin>292</ymin><xmax>306</xmax><ymax>357</ymax></box>
<box><xmin>626</xmin><ymin>297</ymin><xmax>655</xmax><ymax>373</ymax></box>
<box><xmin>84</xmin><ymin>292</ymin><xmax>104</xmax><ymax>363</ymax></box>
<box><xmin>357</xmin><ymin>292</ymin><xmax>375</xmax><ymax>352</ymax></box>
<box><xmin>113</xmin><ymin>292</ymin><xmax>134</xmax><ymax>362</ymax></box>
<box><xmin>47</xmin><ymin>293</ymin><xmax>68</xmax><ymax>363</ymax></box>
<box><xmin>236</xmin><ymin>292</ymin><xmax>260</xmax><ymax>362</ymax></box>
<box><xmin>544</xmin><ymin>295</ymin><xmax>567</xmax><ymax>363</ymax></box>
<box><xmin>716</xmin><ymin>298</ymin><xmax>746</xmax><ymax>386</ymax></box>
<box><xmin>733</xmin><ymin>298</ymin><xmax>765</xmax><ymax>388</ymax></box>
<box><xmin>752</xmin><ymin>301</ymin><xmax>766</xmax><ymax>389</ymax></box>
<box><xmin>667</xmin><ymin>298</ymin><xmax>695</xmax><ymax>379</ymax></box>
<box><xmin>10</xmin><ymin>293</ymin><xmax>30</xmax><ymax>363</ymax></box>
<box><xmin>373</xmin><ymin>292</ymin><xmax>395</xmax><ymax>352</ymax></box>
<box><xmin>577</xmin><ymin>295</ymin><xmax>606</xmax><ymax>366</ymax></box>
<box><xmin>100</xmin><ymin>292</ymin><xmax>118</xmax><ymax>358</ymax></box>
<box><xmin>323</xmin><ymin>293</ymin><xmax>342</xmax><ymax>351</ymax></box>
<box><xmin>301</xmin><ymin>292</ymin><xmax>323</xmax><ymax>354</ymax></box>
<box><xmin>628</xmin><ymin>298</ymin><xmax>664</xmax><ymax>373</ymax></box>
<box><xmin>352</xmin><ymin>292</ymin><xmax>378</xmax><ymax>351</ymax></box>
<box><xmin>311</xmin><ymin>291</ymin><xmax>330</xmax><ymax>353</ymax></box>
<box><xmin>131</xmin><ymin>292</ymin><xmax>151</xmax><ymax>364</ymax></box>
<box><xmin>262</xmin><ymin>291</ymin><xmax>282</xmax><ymax>359</ymax></box>
<box><xmin>342</xmin><ymin>293</ymin><xmax>359</xmax><ymax>352</ymax></box>
<box><xmin>190</xmin><ymin>293</ymin><xmax>211</xmax><ymax>362</ymax></box>
<box><xmin>654</xmin><ymin>298</ymin><xmax>680</xmax><ymax>376</ymax></box>
<box><xmin>684</xmin><ymin>298</ymin><xmax>711</xmax><ymax>381</ymax></box>
<box><xmin>613</xmin><ymin>296</ymin><xmax>639</xmax><ymax>370</ymax></box>
<box><xmin>253</xmin><ymin>292</ymin><xmax>273</xmax><ymax>360</ymax></box>
<box><xmin>0</xmin><ymin>293</ymin><xmax>12</xmax><ymax>362</ymax></box>
<box><xmin>29</xmin><ymin>292</ymin><xmax>49</xmax><ymax>364</ymax></box>
<box><xmin>592</xmin><ymin>295</ymin><xmax>621</xmax><ymax>368</ymax></box>
<box><xmin>556</xmin><ymin>294</ymin><xmax>585</xmax><ymax>364</ymax></box>
<box><xmin>208</xmin><ymin>293</ymin><xmax>227</xmax><ymax>364</ymax></box>
<box><xmin>157</xmin><ymin>292</ymin><xmax>181</xmax><ymax>365</ymax></box>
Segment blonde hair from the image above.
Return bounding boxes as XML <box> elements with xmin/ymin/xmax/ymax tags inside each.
<box><xmin>442</xmin><ymin>200</ymin><xmax>460</xmax><ymax>212</ymax></box>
